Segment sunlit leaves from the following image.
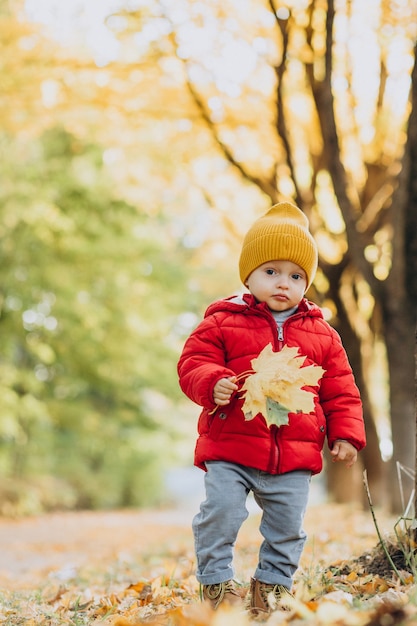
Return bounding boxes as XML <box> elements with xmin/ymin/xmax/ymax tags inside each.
<box><xmin>241</xmin><ymin>344</ymin><xmax>325</xmax><ymax>425</ymax></box>
<box><xmin>1</xmin><ymin>552</ymin><xmax>415</xmax><ymax>626</ymax></box>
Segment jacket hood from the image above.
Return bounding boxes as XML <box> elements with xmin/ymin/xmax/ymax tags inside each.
<box><xmin>204</xmin><ymin>292</ymin><xmax>324</xmax><ymax>319</ymax></box>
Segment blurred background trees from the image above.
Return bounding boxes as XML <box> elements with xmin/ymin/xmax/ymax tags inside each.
<box><xmin>0</xmin><ymin>0</ymin><xmax>416</xmax><ymax>514</ymax></box>
<box><xmin>0</xmin><ymin>122</ymin><xmax>193</xmax><ymax>511</ymax></box>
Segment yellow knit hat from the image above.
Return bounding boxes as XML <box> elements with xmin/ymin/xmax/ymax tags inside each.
<box><xmin>239</xmin><ymin>202</ymin><xmax>318</xmax><ymax>289</ymax></box>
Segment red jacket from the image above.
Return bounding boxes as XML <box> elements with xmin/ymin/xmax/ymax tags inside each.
<box><xmin>177</xmin><ymin>294</ymin><xmax>366</xmax><ymax>475</ymax></box>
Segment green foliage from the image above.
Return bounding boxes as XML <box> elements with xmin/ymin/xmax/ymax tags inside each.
<box><xmin>0</xmin><ymin>126</ymin><xmax>189</xmax><ymax>513</ymax></box>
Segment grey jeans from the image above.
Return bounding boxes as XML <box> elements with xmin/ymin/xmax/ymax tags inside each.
<box><xmin>192</xmin><ymin>461</ymin><xmax>311</xmax><ymax>587</ymax></box>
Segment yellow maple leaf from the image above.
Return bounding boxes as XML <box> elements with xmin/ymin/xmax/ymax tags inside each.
<box><xmin>241</xmin><ymin>344</ymin><xmax>325</xmax><ymax>425</ymax></box>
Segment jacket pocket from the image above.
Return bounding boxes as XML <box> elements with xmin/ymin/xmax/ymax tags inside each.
<box><xmin>208</xmin><ymin>409</ymin><xmax>228</xmax><ymax>440</ymax></box>
<box><xmin>314</xmin><ymin>405</ymin><xmax>326</xmax><ymax>445</ymax></box>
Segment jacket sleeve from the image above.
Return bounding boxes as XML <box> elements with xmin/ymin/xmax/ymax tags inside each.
<box><xmin>319</xmin><ymin>328</ymin><xmax>366</xmax><ymax>451</ymax></box>
<box><xmin>177</xmin><ymin>314</ymin><xmax>236</xmax><ymax>409</ymax></box>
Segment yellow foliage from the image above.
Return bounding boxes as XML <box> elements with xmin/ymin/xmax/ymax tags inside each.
<box><xmin>241</xmin><ymin>344</ymin><xmax>325</xmax><ymax>425</ymax></box>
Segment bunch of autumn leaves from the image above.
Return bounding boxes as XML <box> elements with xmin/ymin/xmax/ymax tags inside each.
<box><xmin>239</xmin><ymin>344</ymin><xmax>325</xmax><ymax>426</ymax></box>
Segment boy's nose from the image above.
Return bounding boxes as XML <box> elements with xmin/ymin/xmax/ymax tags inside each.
<box><xmin>276</xmin><ymin>276</ymin><xmax>289</xmax><ymax>287</ymax></box>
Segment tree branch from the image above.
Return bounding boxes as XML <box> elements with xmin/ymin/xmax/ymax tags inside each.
<box><xmin>159</xmin><ymin>0</ymin><xmax>277</xmax><ymax>203</ymax></box>
<box><xmin>305</xmin><ymin>0</ymin><xmax>381</xmax><ymax>296</ymax></box>
<box><xmin>184</xmin><ymin>77</ymin><xmax>278</xmax><ymax>202</ymax></box>
<box><xmin>268</xmin><ymin>1</ymin><xmax>303</xmax><ymax>205</ymax></box>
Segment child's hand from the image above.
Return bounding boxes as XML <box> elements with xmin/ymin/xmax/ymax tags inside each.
<box><xmin>330</xmin><ymin>440</ymin><xmax>357</xmax><ymax>468</ymax></box>
<box><xmin>213</xmin><ymin>377</ymin><xmax>238</xmax><ymax>406</ymax></box>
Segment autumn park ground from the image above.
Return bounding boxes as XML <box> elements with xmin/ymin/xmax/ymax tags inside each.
<box><xmin>0</xmin><ymin>495</ymin><xmax>417</xmax><ymax>626</ymax></box>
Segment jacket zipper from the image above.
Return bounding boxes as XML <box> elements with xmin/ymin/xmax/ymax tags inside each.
<box><xmin>270</xmin><ymin>426</ymin><xmax>280</xmax><ymax>473</ymax></box>
<box><xmin>277</xmin><ymin>324</ymin><xmax>284</xmax><ymax>351</ymax></box>
<box><xmin>266</xmin><ymin>306</ymin><xmax>308</xmax><ymax>471</ymax></box>
<box><xmin>276</xmin><ymin>312</ymin><xmax>304</xmax><ymax>348</ymax></box>
<box><xmin>274</xmin><ymin>323</ymin><xmax>285</xmax><ymax>470</ymax></box>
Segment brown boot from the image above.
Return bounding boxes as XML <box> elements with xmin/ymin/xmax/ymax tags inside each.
<box><xmin>202</xmin><ymin>580</ymin><xmax>243</xmax><ymax>610</ymax></box>
<box><xmin>248</xmin><ymin>577</ymin><xmax>293</xmax><ymax>617</ymax></box>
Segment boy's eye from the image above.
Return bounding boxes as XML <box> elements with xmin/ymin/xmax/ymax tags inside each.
<box><xmin>292</xmin><ymin>274</ymin><xmax>303</xmax><ymax>280</ymax></box>
<box><xmin>265</xmin><ymin>269</ymin><xmax>276</xmax><ymax>275</ymax></box>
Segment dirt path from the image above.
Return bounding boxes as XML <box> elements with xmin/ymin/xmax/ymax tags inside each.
<box><xmin>0</xmin><ymin>503</ymin><xmax>396</xmax><ymax>592</ymax></box>
<box><xmin>0</xmin><ymin>508</ymin><xmax>194</xmax><ymax>589</ymax></box>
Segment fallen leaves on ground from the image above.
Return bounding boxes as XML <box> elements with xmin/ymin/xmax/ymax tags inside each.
<box><xmin>2</xmin><ymin>566</ymin><xmax>414</xmax><ymax>626</ymax></box>
<box><xmin>0</xmin><ymin>505</ymin><xmax>416</xmax><ymax>625</ymax></box>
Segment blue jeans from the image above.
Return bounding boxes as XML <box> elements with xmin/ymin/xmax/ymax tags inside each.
<box><xmin>192</xmin><ymin>461</ymin><xmax>311</xmax><ymax>588</ymax></box>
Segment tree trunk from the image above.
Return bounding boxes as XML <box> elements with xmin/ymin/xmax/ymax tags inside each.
<box><xmin>178</xmin><ymin>1</ymin><xmax>417</xmax><ymax>512</ymax></box>
<box><xmin>307</xmin><ymin>1</ymin><xmax>416</xmax><ymax>512</ymax></box>
<box><xmin>324</xmin><ymin>275</ymin><xmax>385</xmax><ymax>506</ymax></box>
<box><xmin>383</xmin><ymin>42</ymin><xmax>417</xmax><ymax>513</ymax></box>
<box><xmin>382</xmin><ymin>306</ymin><xmax>416</xmax><ymax>512</ymax></box>
<box><xmin>414</xmin><ymin>325</ymin><xmax>417</xmax><ymax>524</ymax></box>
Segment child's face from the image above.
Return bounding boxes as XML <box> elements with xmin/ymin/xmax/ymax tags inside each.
<box><xmin>245</xmin><ymin>260</ymin><xmax>307</xmax><ymax>312</ymax></box>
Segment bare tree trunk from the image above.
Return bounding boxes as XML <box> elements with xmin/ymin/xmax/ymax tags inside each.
<box><xmin>170</xmin><ymin>1</ymin><xmax>416</xmax><ymax>512</ymax></box>
<box><xmin>407</xmin><ymin>44</ymin><xmax>417</xmax><ymax>521</ymax></box>
<box><xmin>306</xmin><ymin>0</ymin><xmax>416</xmax><ymax>512</ymax></box>
<box><xmin>382</xmin><ymin>42</ymin><xmax>417</xmax><ymax>512</ymax></box>
<box><xmin>383</xmin><ymin>307</ymin><xmax>416</xmax><ymax>511</ymax></box>
<box><xmin>415</xmin><ymin>321</ymin><xmax>417</xmax><ymax>528</ymax></box>
<box><xmin>324</xmin><ymin>271</ymin><xmax>385</xmax><ymax>505</ymax></box>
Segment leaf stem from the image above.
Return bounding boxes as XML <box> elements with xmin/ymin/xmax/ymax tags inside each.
<box><xmin>207</xmin><ymin>370</ymin><xmax>255</xmax><ymax>415</ymax></box>
<box><xmin>235</xmin><ymin>369</ymin><xmax>255</xmax><ymax>382</ymax></box>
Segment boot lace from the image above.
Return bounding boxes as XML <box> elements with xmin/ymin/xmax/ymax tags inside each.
<box><xmin>259</xmin><ymin>583</ymin><xmax>292</xmax><ymax>610</ymax></box>
<box><xmin>203</xmin><ymin>581</ymin><xmax>238</xmax><ymax>609</ymax></box>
